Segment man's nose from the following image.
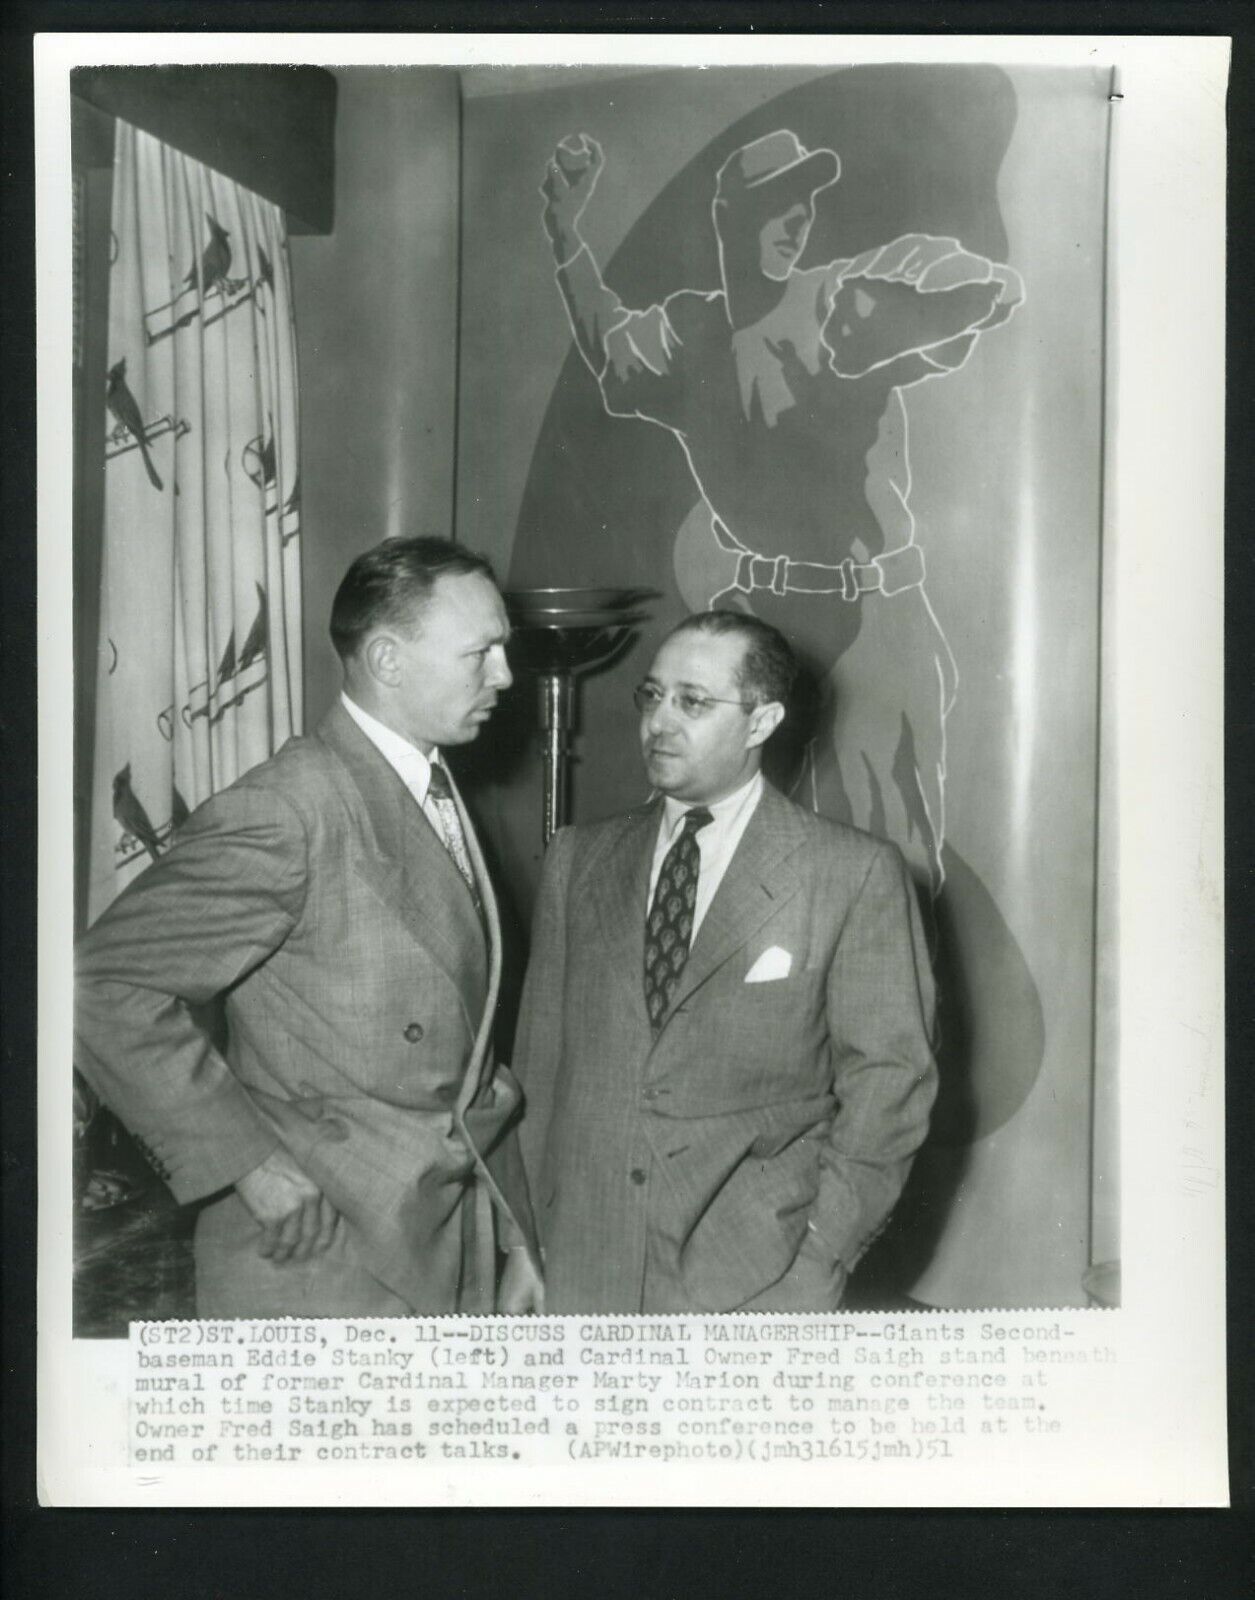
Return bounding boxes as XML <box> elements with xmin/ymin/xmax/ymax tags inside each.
<box><xmin>488</xmin><ymin>647</ymin><xmax>513</xmax><ymax>690</ymax></box>
<box><xmin>646</xmin><ymin>694</ymin><xmax>679</xmax><ymax>735</ymax></box>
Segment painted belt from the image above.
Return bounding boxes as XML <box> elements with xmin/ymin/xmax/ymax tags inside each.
<box><xmin>731</xmin><ymin>541</ymin><xmax>927</xmax><ymax>601</ymax></box>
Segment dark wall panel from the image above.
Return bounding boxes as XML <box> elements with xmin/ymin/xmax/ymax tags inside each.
<box><xmin>71</xmin><ymin>65</ymin><xmax>336</xmax><ymax>234</ymax></box>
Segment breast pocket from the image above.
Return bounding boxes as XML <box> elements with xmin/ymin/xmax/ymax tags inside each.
<box><xmin>715</xmin><ymin>960</ymin><xmax>828</xmax><ymax>1099</ymax></box>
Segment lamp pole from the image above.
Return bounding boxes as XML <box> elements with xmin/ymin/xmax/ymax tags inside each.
<box><xmin>505</xmin><ymin>589</ymin><xmax>655</xmax><ymax>848</ymax></box>
<box><xmin>538</xmin><ymin>671</ymin><xmax>575</xmax><ymax>845</ymax></box>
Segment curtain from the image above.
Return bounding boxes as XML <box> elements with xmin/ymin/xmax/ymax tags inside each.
<box><xmin>87</xmin><ymin>119</ymin><xmax>302</xmax><ymax>924</ymax></box>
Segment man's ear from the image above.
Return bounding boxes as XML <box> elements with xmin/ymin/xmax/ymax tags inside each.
<box><xmin>746</xmin><ymin>700</ymin><xmax>785</xmax><ymax>750</ymax></box>
<box><xmin>363</xmin><ymin>633</ymin><xmax>399</xmax><ymax>688</ymax></box>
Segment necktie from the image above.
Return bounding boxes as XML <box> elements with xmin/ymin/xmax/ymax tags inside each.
<box><xmin>427</xmin><ymin>762</ymin><xmax>483</xmax><ymax>917</ymax></box>
<box><xmin>643</xmin><ymin>807</ymin><xmax>713</xmax><ymax>1031</ymax></box>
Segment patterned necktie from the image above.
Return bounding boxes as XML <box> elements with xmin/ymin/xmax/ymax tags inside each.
<box><xmin>643</xmin><ymin>807</ymin><xmax>713</xmax><ymax>1031</ymax></box>
<box><xmin>427</xmin><ymin>762</ymin><xmax>483</xmax><ymax>918</ymax></box>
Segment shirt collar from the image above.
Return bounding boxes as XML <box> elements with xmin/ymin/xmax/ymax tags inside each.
<box><xmin>341</xmin><ymin>692</ymin><xmax>440</xmax><ymax>803</ymax></box>
<box><xmin>661</xmin><ymin>769</ymin><xmax>763</xmax><ymax>840</ymax></box>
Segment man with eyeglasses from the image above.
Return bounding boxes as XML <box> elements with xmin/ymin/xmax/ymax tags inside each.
<box><xmin>513</xmin><ymin>609</ymin><xmax>938</xmax><ymax>1313</ymax></box>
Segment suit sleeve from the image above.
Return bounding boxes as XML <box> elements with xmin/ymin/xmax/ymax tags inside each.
<box><xmin>75</xmin><ymin>784</ymin><xmax>311</xmax><ymax>1204</ymax></box>
<box><xmin>808</xmin><ymin>841</ymin><xmax>938</xmax><ymax>1270</ymax></box>
<box><xmin>512</xmin><ymin>827</ymin><xmax>576</xmax><ymax>1202</ymax></box>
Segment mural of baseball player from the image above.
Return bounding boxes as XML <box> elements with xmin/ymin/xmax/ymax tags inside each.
<box><xmin>540</xmin><ymin>129</ymin><xmax>1025</xmax><ymax>894</ymax></box>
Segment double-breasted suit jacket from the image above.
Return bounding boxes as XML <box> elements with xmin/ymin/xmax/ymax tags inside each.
<box><xmin>514</xmin><ymin>781</ymin><xmax>937</xmax><ymax>1313</ymax></box>
<box><xmin>75</xmin><ymin>702</ymin><xmax>536</xmax><ymax>1314</ymax></box>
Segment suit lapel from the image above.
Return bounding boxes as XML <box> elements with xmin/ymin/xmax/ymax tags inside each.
<box><xmin>589</xmin><ymin>800</ymin><xmax>661</xmax><ymax>1030</ymax></box>
<box><xmin>662</xmin><ymin>783</ymin><xmax>807</xmax><ymax>1024</ymax></box>
<box><xmin>443</xmin><ymin>764</ymin><xmax>502</xmax><ymax>1117</ymax></box>
<box><xmin>316</xmin><ymin>705</ymin><xmax>489</xmax><ymax>1027</ymax></box>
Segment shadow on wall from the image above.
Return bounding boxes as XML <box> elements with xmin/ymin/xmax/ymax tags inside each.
<box><xmin>771</xmin><ymin>680</ymin><xmax>1047</xmax><ymax>1305</ymax></box>
<box><xmin>774</xmin><ymin>667</ymin><xmax>1046</xmax><ymax>1154</ymax></box>
<box><xmin>846</xmin><ymin>849</ymin><xmax>1047</xmax><ymax>1307</ymax></box>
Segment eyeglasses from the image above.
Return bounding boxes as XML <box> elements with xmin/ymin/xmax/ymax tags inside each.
<box><xmin>633</xmin><ymin>682</ymin><xmax>752</xmax><ymax>721</ymax></box>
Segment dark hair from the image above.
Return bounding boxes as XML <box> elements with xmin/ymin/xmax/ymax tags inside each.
<box><xmin>329</xmin><ymin>537</ymin><xmax>496</xmax><ymax>661</ymax></box>
<box><xmin>668</xmin><ymin>609</ymin><xmax>798</xmax><ymax>707</ymax></box>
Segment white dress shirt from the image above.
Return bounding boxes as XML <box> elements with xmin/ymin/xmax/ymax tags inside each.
<box><xmin>647</xmin><ymin>770</ymin><xmax>764</xmax><ymax>938</ymax></box>
<box><xmin>340</xmin><ymin>692</ymin><xmax>450</xmax><ymax>841</ymax></box>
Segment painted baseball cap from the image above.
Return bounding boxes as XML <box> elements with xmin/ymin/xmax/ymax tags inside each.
<box><xmin>715</xmin><ymin>129</ymin><xmax>841</xmax><ymax>204</ymax></box>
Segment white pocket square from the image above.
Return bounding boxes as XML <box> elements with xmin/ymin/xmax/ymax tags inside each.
<box><xmin>745</xmin><ymin>946</ymin><xmax>792</xmax><ymax>983</ymax></box>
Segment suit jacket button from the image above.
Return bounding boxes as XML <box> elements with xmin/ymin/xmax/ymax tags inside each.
<box><xmin>630</xmin><ymin>1167</ymin><xmax>647</xmax><ymax>1185</ymax></box>
<box><xmin>404</xmin><ymin>1022</ymin><xmax>424</xmax><ymax>1043</ymax></box>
